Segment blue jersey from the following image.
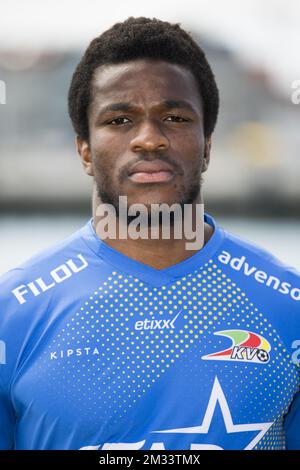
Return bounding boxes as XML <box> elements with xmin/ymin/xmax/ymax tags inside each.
<box><xmin>0</xmin><ymin>213</ymin><xmax>300</xmax><ymax>450</ymax></box>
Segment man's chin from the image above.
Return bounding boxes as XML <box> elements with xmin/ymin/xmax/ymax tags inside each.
<box><xmin>123</xmin><ymin>188</ymin><xmax>189</xmax><ymax>208</ymax></box>
<box><xmin>96</xmin><ymin>184</ymin><xmax>201</xmax><ymax>213</ymax></box>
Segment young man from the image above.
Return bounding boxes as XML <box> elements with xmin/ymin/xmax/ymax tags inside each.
<box><xmin>0</xmin><ymin>17</ymin><xmax>299</xmax><ymax>450</ymax></box>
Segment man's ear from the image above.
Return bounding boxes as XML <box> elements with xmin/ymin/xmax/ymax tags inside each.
<box><xmin>76</xmin><ymin>136</ymin><xmax>94</xmax><ymax>176</ymax></box>
<box><xmin>202</xmin><ymin>136</ymin><xmax>211</xmax><ymax>173</ymax></box>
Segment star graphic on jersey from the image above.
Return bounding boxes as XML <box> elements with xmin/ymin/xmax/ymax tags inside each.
<box><xmin>151</xmin><ymin>376</ymin><xmax>273</xmax><ymax>450</ymax></box>
<box><xmin>81</xmin><ymin>376</ymin><xmax>274</xmax><ymax>450</ymax></box>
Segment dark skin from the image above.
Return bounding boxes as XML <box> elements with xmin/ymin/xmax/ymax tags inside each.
<box><xmin>77</xmin><ymin>59</ymin><xmax>214</xmax><ymax>270</ymax></box>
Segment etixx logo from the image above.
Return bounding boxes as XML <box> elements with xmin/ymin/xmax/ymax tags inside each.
<box><xmin>202</xmin><ymin>330</ymin><xmax>271</xmax><ymax>364</ymax></box>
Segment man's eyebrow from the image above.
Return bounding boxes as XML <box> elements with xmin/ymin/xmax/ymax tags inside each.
<box><xmin>96</xmin><ymin>99</ymin><xmax>198</xmax><ymax>117</ymax></box>
<box><xmin>161</xmin><ymin>100</ymin><xmax>198</xmax><ymax>113</ymax></box>
<box><xmin>97</xmin><ymin>102</ymin><xmax>135</xmax><ymax>116</ymax></box>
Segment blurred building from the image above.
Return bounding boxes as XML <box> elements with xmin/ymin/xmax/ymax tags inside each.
<box><xmin>0</xmin><ymin>2</ymin><xmax>299</xmax><ymax>215</ymax></box>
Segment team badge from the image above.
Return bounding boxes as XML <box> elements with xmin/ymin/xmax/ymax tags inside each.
<box><xmin>202</xmin><ymin>330</ymin><xmax>271</xmax><ymax>364</ymax></box>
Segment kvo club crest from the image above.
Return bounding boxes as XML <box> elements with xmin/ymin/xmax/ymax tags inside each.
<box><xmin>202</xmin><ymin>330</ymin><xmax>271</xmax><ymax>364</ymax></box>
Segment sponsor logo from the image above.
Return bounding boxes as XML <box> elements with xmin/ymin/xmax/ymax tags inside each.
<box><xmin>202</xmin><ymin>330</ymin><xmax>271</xmax><ymax>364</ymax></box>
<box><xmin>12</xmin><ymin>254</ymin><xmax>88</xmax><ymax>305</ymax></box>
<box><xmin>218</xmin><ymin>250</ymin><xmax>300</xmax><ymax>302</ymax></box>
<box><xmin>50</xmin><ymin>346</ymin><xmax>100</xmax><ymax>361</ymax></box>
<box><xmin>134</xmin><ymin>311</ymin><xmax>181</xmax><ymax>331</ymax></box>
<box><xmin>79</xmin><ymin>376</ymin><xmax>273</xmax><ymax>450</ymax></box>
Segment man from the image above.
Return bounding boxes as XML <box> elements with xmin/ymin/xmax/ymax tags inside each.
<box><xmin>0</xmin><ymin>17</ymin><xmax>299</xmax><ymax>450</ymax></box>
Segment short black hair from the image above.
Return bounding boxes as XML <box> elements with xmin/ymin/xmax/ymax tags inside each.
<box><xmin>68</xmin><ymin>17</ymin><xmax>219</xmax><ymax>141</ymax></box>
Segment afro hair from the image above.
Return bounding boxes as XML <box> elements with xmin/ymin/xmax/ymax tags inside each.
<box><xmin>68</xmin><ymin>17</ymin><xmax>219</xmax><ymax>141</ymax></box>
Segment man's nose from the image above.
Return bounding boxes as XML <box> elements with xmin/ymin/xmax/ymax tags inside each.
<box><xmin>129</xmin><ymin>121</ymin><xmax>170</xmax><ymax>153</ymax></box>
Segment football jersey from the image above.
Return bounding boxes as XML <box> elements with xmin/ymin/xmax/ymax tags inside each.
<box><xmin>0</xmin><ymin>213</ymin><xmax>300</xmax><ymax>450</ymax></box>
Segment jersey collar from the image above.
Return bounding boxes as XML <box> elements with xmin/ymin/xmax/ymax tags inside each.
<box><xmin>81</xmin><ymin>212</ymin><xmax>225</xmax><ymax>287</ymax></box>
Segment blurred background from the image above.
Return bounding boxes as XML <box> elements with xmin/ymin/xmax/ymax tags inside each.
<box><xmin>0</xmin><ymin>0</ymin><xmax>299</xmax><ymax>274</ymax></box>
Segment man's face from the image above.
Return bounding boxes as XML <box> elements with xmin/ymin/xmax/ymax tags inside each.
<box><xmin>78</xmin><ymin>59</ymin><xmax>210</xmax><ymax>211</ymax></box>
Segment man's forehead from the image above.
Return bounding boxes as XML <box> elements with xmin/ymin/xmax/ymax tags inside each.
<box><xmin>91</xmin><ymin>59</ymin><xmax>201</xmax><ymax>105</ymax></box>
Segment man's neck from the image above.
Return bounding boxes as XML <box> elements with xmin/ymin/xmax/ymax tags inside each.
<box><xmin>92</xmin><ymin>193</ymin><xmax>214</xmax><ymax>270</ymax></box>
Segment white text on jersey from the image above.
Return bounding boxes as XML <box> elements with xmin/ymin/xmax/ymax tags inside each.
<box><xmin>12</xmin><ymin>254</ymin><xmax>88</xmax><ymax>305</ymax></box>
<box><xmin>134</xmin><ymin>311</ymin><xmax>181</xmax><ymax>331</ymax></box>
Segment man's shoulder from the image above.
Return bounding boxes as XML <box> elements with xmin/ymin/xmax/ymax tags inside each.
<box><xmin>0</xmin><ymin>221</ymin><xmax>91</xmax><ymax>299</ymax></box>
<box><xmin>218</xmin><ymin>227</ymin><xmax>300</xmax><ymax>345</ymax></box>
<box><xmin>0</xmin><ymin>221</ymin><xmax>95</xmax><ymax>375</ymax></box>
<box><xmin>220</xmin><ymin>226</ymin><xmax>300</xmax><ymax>282</ymax></box>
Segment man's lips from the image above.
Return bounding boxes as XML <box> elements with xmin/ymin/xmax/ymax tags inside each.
<box><xmin>129</xmin><ymin>171</ymin><xmax>175</xmax><ymax>183</ymax></box>
<box><xmin>128</xmin><ymin>160</ymin><xmax>177</xmax><ymax>184</ymax></box>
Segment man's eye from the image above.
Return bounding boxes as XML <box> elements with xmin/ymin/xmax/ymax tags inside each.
<box><xmin>108</xmin><ymin>117</ymin><xmax>131</xmax><ymax>125</ymax></box>
<box><xmin>165</xmin><ymin>115</ymin><xmax>187</xmax><ymax>122</ymax></box>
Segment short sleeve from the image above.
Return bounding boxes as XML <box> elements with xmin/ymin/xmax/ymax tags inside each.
<box><xmin>284</xmin><ymin>389</ymin><xmax>300</xmax><ymax>450</ymax></box>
